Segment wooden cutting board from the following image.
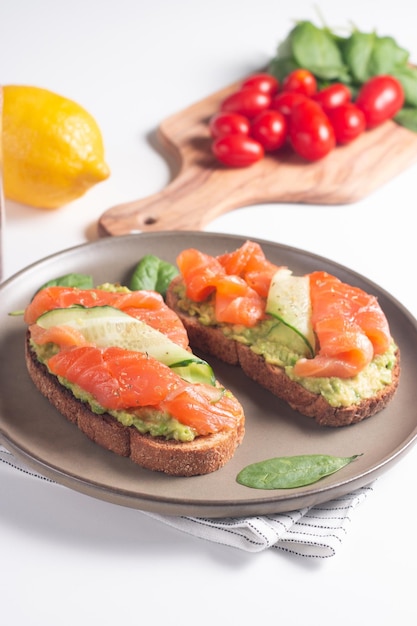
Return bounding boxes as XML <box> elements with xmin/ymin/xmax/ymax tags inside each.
<box><xmin>98</xmin><ymin>78</ymin><xmax>417</xmax><ymax>237</ymax></box>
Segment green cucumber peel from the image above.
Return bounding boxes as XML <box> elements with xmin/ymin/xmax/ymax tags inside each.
<box><xmin>236</xmin><ymin>453</ymin><xmax>362</xmax><ymax>490</ymax></box>
<box><xmin>266</xmin><ymin>271</ymin><xmax>315</xmax><ymax>357</ymax></box>
<box><xmin>36</xmin><ymin>305</ymin><xmax>121</xmax><ymax>324</ymax></box>
<box><xmin>169</xmin><ymin>358</ymin><xmax>216</xmax><ymax>386</ymax></box>
<box><xmin>267</xmin><ymin>312</ymin><xmax>315</xmax><ymax>357</ymax></box>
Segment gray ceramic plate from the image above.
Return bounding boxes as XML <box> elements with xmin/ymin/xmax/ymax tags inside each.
<box><xmin>1</xmin><ymin>232</ymin><xmax>416</xmax><ymax>517</ymax></box>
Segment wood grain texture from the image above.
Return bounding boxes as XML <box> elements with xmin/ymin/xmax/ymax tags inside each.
<box><xmin>98</xmin><ymin>78</ymin><xmax>417</xmax><ymax>237</ymax></box>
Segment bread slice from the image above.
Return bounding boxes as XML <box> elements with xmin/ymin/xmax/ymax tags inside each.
<box><xmin>25</xmin><ymin>333</ymin><xmax>245</xmax><ymax>476</ymax></box>
<box><xmin>166</xmin><ymin>277</ymin><xmax>400</xmax><ymax>427</ymax></box>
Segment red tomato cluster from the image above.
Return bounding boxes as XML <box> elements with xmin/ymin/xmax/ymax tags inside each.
<box><xmin>209</xmin><ymin>70</ymin><xmax>405</xmax><ymax>167</ymax></box>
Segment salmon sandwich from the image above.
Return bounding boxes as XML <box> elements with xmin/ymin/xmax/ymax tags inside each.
<box><xmin>166</xmin><ymin>240</ymin><xmax>400</xmax><ymax>427</ymax></box>
<box><xmin>24</xmin><ymin>285</ymin><xmax>245</xmax><ymax>476</ymax></box>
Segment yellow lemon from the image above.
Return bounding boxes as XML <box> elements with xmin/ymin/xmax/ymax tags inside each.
<box><xmin>2</xmin><ymin>85</ymin><xmax>110</xmax><ymax>209</ymax></box>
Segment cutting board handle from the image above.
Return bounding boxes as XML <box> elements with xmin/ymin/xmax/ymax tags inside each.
<box><xmin>98</xmin><ymin>143</ymin><xmax>260</xmax><ymax>236</ymax></box>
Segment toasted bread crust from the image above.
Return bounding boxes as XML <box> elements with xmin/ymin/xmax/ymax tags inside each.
<box><xmin>166</xmin><ymin>278</ymin><xmax>400</xmax><ymax>427</ymax></box>
<box><xmin>25</xmin><ymin>334</ymin><xmax>245</xmax><ymax>476</ymax></box>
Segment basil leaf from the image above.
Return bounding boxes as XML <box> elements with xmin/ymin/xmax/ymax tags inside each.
<box><xmin>39</xmin><ymin>273</ymin><xmax>93</xmax><ymax>290</ymax></box>
<box><xmin>394</xmin><ymin>107</ymin><xmax>417</xmax><ymax>132</ymax></box>
<box><xmin>130</xmin><ymin>254</ymin><xmax>178</xmax><ymax>297</ymax></box>
<box><xmin>290</xmin><ymin>21</ymin><xmax>347</xmax><ymax>80</ymax></box>
<box><xmin>236</xmin><ymin>453</ymin><xmax>362</xmax><ymax>490</ymax></box>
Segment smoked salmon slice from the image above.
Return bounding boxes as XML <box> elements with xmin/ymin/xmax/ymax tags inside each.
<box><xmin>293</xmin><ymin>317</ymin><xmax>374</xmax><ymax>378</ymax></box>
<box><xmin>176</xmin><ymin>249</ymin><xmax>225</xmax><ymax>302</ymax></box>
<box><xmin>293</xmin><ymin>271</ymin><xmax>392</xmax><ymax>378</ymax></box>
<box><xmin>46</xmin><ymin>344</ymin><xmax>242</xmax><ymax>434</ymax></box>
<box><xmin>47</xmin><ymin>345</ymin><xmax>179</xmax><ymax>410</ymax></box>
<box><xmin>217</xmin><ymin>240</ymin><xmax>282</xmax><ymax>298</ymax></box>
<box><xmin>176</xmin><ymin>241</ymin><xmax>281</xmax><ymax>326</ymax></box>
<box><xmin>213</xmin><ymin>275</ymin><xmax>265</xmax><ymax>327</ymax></box>
<box><xmin>159</xmin><ymin>383</ymin><xmax>242</xmax><ymax>435</ymax></box>
<box><xmin>29</xmin><ymin>323</ymin><xmax>89</xmax><ymax>348</ymax></box>
<box><xmin>24</xmin><ymin>286</ymin><xmax>189</xmax><ymax>348</ymax></box>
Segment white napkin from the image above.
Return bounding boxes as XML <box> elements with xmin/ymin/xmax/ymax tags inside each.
<box><xmin>0</xmin><ymin>445</ymin><xmax>371</xmax><ymax>558</ymax></box>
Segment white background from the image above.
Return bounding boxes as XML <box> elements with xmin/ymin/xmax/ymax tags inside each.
<box><xmin>1</xmin><ymin>1</ymin><xmax>416</xmax><ymax>624</ymax></box>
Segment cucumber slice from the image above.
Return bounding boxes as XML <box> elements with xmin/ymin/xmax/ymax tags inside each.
<box><xmin>36</xmin><ymin>305</ymin><xmax>128</xmax><ymax>327</ymax></box>
<box><xmin>36</xmin><ymin>306</ymin><xmax>216</xmax><ymax>385</ymax></box>
<box><xmin>266</xmin><ymin>270</ymin><xmax>315</xmax><ymax>356</ymax></box>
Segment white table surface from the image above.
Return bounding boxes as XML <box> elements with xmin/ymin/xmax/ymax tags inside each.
<box><xmin>1</xmin><ymin>1</ymin><xmax>416</xmax><ymax>624</ymax></box>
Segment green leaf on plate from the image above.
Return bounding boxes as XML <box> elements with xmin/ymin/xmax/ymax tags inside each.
<box><xmin>236</xmin><ymin>453</ymin><xmax>362</xmax><ymax>490</ymax></box>
<box><xmin>130</xmin><ymin>254</ymin><xmax>179</xmax><ymax>298</ymax></box>
<box><xmin>39</xmin><ymin>273</ymin><xmax>94</xmax><ymax>290</ymax></box>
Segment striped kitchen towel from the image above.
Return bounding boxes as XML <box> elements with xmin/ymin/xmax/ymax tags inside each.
<box><xmin>0</xmin><ymin>445</ymin><xmax>371</xmax><ymax>558</ymax></box>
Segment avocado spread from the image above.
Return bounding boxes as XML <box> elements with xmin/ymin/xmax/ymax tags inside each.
<box><xmin>174</xmin><ymin>286</ymin><xmax>397</xmax><ymax>408</ymax></box>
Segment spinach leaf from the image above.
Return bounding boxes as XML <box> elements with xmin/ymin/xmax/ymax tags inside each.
<box><xmin>394</xmin><ymin>107</ymin><xmax>417</xmax><ymax>132</ymax></box>
<box><xmin>285</xmin><ymin>21</ymin><xmax>347</xmax><ymax>81</ymax></box>
<box><xmin>39</xmin><ymin>273</ymin><xmax>93</xmax><ymax>290</ymax></box>
<box><xmin>268</xmin><ymin>28</ymin><xmax>300</xmax><ymax>80</ymax></box>
<box><xmin>130</xmin><ymin>254</ymin><xmax>179</xmax><ymax>297</ymax></box>
<box><xmin>344</xmin><ymin>32</ymin><xmax>409</xmax><ymax>83</ymax></box>
<box><xmin>274</xmin><ymin>31</ymin><xmax>294</xmax><ymax>61</ymax></box>
<box><xmin>368</xmin><ymin>35</ymin><xmax>409</xmax><ymax>75</ymax></box>
<box><xmin>8</xmin><ymin>272</ymin><xmax>94</xmax><ymax>316</ymax></box>
<box><xmin>268</xmin><ymin>56</ymin><xmax>299</xmax><ymax>82</ymax></box>
<box><xmin>343</xmin><ymin>31</ymin><xmax>377</xmax><ymax>83</ymax></box>
<box><xmin>392</xmin><ymin>65</ymin><xmax>417</xmax><ymax>107</ymax></box>
<box><xmin>236</xmin><ymin>453</ymin><xmax>361</xmax><ymax>490</ymax></box>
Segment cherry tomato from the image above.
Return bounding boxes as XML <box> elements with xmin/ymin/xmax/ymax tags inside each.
<box><xmin>250</xmin><ymin>109</ymin><xmax>287</xmax><ymax>151</ymax></box>
<box><xmin>282</xmin><ymin>69</ymin><xmax>317</xmax><ymax>97</ymax></box>
<box><xmin>212</xmin><ymin>134</ymin><xmax>264</xmax><ymax>167</ymax></box>
<box><xmin>355</xmin><ymin>75</ymin><xmax>404</xmax><ymax>128</ymax></box>
<box><xmin>327</xmin><ymin>103</ymin><xmax>366</xmax><ymax>144</ymax></box>
<box><xmin>313</xmin><ymin>83</ymin><xmax>352</xmax><ymax>111</ymax></box>
<box><xmin>220</xmin><ymin>88</ymin><xmax>271</xmax><ymax>119</ymax></box>
<box><xmin>241</xmin><ymin>73</ymin><xmax>279</xmax><ymax>95</ymax></box>
<box><xmin>209</xmin><ymin>112</ymin><xmax>250</xmax><ymax>138</ymax></box>
<box><xmin>289</xmin><ymin>99</ymin><xmax>336</xmax><ymax>161</ymax></box>
<box><xmin>270</xmin><ymin>91</ymin><xmax>309</xmax><ymax>120</ymax></box>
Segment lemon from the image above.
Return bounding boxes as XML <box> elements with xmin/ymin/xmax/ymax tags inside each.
<box><xmin>3</xmin><ymin>85</ymin><xmax>110</xmax><ymax>209</ymax></box>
